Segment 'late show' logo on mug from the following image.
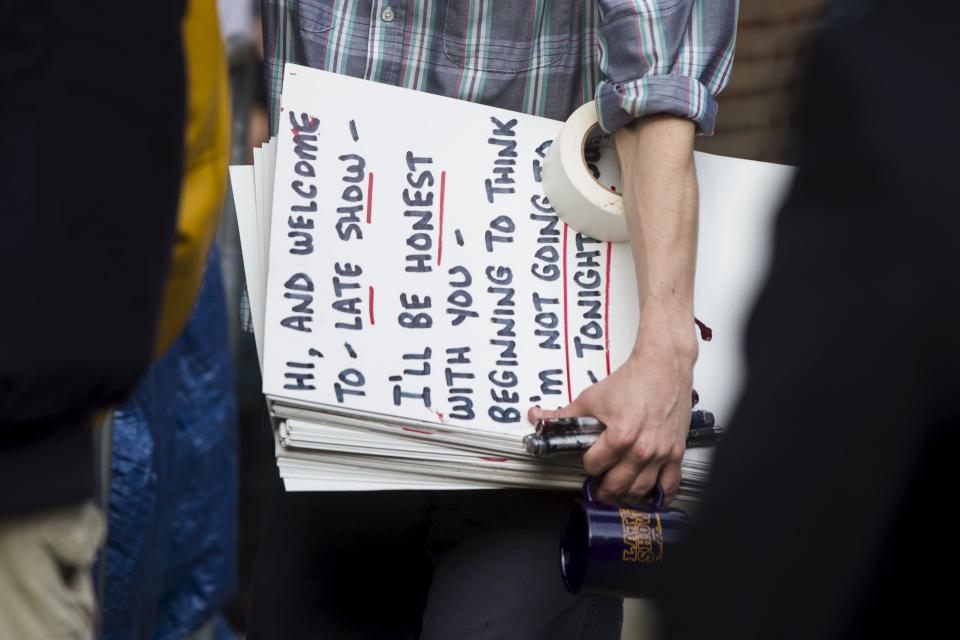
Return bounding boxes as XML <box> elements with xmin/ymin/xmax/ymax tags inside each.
<box><xmin>620</xmin><ymin>508</ymin><xmax>664</xmax><ymax>563</ymax></box>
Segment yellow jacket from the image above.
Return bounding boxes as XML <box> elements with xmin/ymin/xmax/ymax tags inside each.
<box><xmin>154</xmin><ymin>0</ymin><xmax>230</xmax><ymax>357</ymax></box>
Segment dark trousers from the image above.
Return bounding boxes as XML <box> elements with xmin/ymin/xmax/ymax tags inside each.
<box><xmin>658</xmin><ymin>2</ymin><xmax>960</xmax><ymax>638</ymax></box>
<box><xmin>249</xmin><ymin>483</ymin><xmax>622</xmax><ymax>639</ymax></box>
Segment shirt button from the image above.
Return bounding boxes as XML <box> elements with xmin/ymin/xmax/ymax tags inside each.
<box><xmin>381</xmin><ymin>6</ymin><xmax>395</xmax><ymax>22</ymax></box>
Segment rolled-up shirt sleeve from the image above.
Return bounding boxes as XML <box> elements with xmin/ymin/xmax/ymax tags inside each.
<box><xmin>595</xmin><ymin>0</ymin><xmax>739</xmax><ymax>135</ymax></box>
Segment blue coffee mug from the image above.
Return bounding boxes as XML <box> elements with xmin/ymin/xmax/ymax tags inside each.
<box><xmin>560</xmin><ymin>478</ymin><xmax>689</xmax><ymax>598</ymax></box>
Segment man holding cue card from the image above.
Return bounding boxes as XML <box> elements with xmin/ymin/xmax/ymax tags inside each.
<box><xmin>250</xmin><ymin>2</ymin><xmax>737</xmax><ymax>637</ymax></box>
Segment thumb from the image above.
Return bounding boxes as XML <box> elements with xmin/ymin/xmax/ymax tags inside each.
<box><xmin>527</xmin><ymin>390</ymin><xmax>593</xmax><ymax>424</ymax></box>
<box><xmin>556</xmin><ymin>389</ymin><xmax>594</xmax><ymax>419</ymax></box>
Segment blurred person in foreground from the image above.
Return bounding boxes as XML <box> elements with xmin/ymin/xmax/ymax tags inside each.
<box><xmin>97</xmin><ymin>0</ymin><xmax>238</xmax><ymax>638</ymax></box>
<box><xmin>0</xmin><ymin>1</ymin><xmax>186</xmax><ymax>638</ymax></box>
<box><xmin>658</xmin><ymin>1</ymin><xmax>960</xmax><ymax>637</ymax></box>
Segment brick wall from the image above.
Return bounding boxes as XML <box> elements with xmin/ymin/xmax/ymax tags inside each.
<box><xmin>695</xmin><ymin>0</ymin><xmax>827</xmax><ymax>164</ymax></box>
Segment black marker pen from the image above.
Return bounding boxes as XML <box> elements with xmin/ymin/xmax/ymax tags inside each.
<box><xmin>524</xmin><ymin>411</ymin><xmax>723</xmax><ymax>457</ymax></box>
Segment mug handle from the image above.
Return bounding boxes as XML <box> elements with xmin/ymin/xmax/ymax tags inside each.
<box><xmin>582</xmin><ymin>477</ymin><xmax>665</xmax><ymax>508</ymax></box>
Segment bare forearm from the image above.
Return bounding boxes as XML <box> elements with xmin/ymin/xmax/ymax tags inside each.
<box><xmin>529</xmin><ymin>115</ymin><xmax>701</xmax><ymax>504</ymax></box>
<box><xmin>615</xmin><ymin>114</ymin><xmax>699</xmax><ymax>360</ymax></box>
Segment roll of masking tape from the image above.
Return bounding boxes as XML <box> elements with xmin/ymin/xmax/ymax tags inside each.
<box><xmin>542</xmin><ymin>100</ymin><xmax>629</xmax><ymax>243</ymax></box>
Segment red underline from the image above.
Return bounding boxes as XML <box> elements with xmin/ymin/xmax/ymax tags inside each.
<box><xmin>604</xmin><ymin>241</ymin><xmax>612</xmax><ymax>377</ymax></box>
<box><xmin>562</xmin><ymin>223</ymin><xmax>572</xmax><ymax>403</ymax></box>
<box><xmin>437</xmin><ymin>171</ymin><xmax>446</xmax><ymax>265</ymax></box>
<box><xmin>368</xmin><ymin>286</ymin><xmax>375</xmax><ymax>325</ymax></box>
<box><xmin>366</xmin><ymin>172</ymin><xmax>374</xmax><ymax>223</ymax></box>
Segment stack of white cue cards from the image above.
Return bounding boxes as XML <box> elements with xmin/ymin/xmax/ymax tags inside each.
<box><xmin>230</xmin><ymin>64</ymin><xmax>795</xmax><ymax>499</ymax></box>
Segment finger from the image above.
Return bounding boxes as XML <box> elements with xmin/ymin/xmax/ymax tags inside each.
<box><xmin>596</xmin><ymin>456</ymin><xmax>650</xmax><ymax>503</ymax></box>
<box><xmin>529</xmin><ymin>389</ymin><xmax>596</xmax><ymax>435</ymax></box>
<box><xmin>624</xmin><ymin>461</ymin><xmax>664</xmax><ymax>504</ymax></box>
<box><xmin>657</xmin><ymin>460</ymin><xmax>682</xmax><ymax>506</ymax></box>
<box><xmin>555</xmin><ymin>390</ymin><xmax>593</xmax><ymax>419</ymax></box>
<box><xmin>527</xmin><ymin>404</ymin><xmax>563</xmax><ymax>424</ymax></box>
<box><xmin>582</xmin><ymin>429</ymin><xmax>626</xmax><ymax>477</ymax></box>
<box><xmin>526</xmin><ymin>406</ymin><xmax>541</xmax><ymax>424</ymax></box>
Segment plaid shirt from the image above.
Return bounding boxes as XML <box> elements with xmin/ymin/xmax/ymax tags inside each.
<box><xmin>262</xmin><ymin>0</ymin><xmax>737</xmax><ymax>133</ymax></box>
<box><xmin>242</xmin><ymin>0</ymin><xmax>738</xmax><ymax>331</ymax></box>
